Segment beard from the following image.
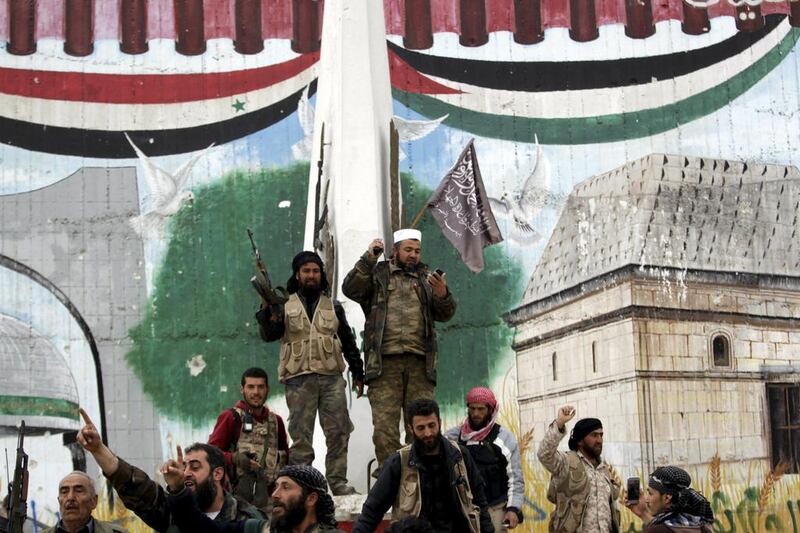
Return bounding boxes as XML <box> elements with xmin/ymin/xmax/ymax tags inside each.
<box><xmin>194</xmin><ymin>476</ymin><xmax>217</xmax><ymax>510</ymax></box>
<box><xmin>415</xmin><ymin>433</ymin><xmax>441</xmax><ymax>454</ymax></box>
<box><xmin>469</xmin><ymin>415</ymin><xmax>489</xmax><ymax>430</ymax></box>
<box><xmin>581</xmin><ymin>443</ymin><xmax>603</xmax><ymax>461</ymax></box>
<box><xmin>299</xmin><ymin>281</ymin><xmax>320</xmax><ymax>295</ymax></box>
<box><xmin>393</xmin><ymin>257</ymin><xmax>419</xmax><ymax>273</ymax></box>
<box><xmin>273</xmin><ymin>494</ymin><xmax>308</xmax><ymax>530</ymax></box>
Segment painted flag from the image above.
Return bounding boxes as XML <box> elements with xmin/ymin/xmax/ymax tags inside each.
<box><xmin>426</xmin><ymin>140</ymin><xmax>503</xmax><ymax>273</ymax></box>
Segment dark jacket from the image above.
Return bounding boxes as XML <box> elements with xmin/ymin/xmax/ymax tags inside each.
<box><xmin>645</xmin><ymin>512</ymin><xmax>714</xmax><ymax>533</ymax></box>
<box><xmin>255</xmin><ymin>295</ymin><xmax>364</xmax><ymax>382</ymax></box>
<box><xmin>354</xmin><ymin>436</ymin><xmax>494</xmax><ymax>533</ymax></box>
<box><xmin>106</xmin><ymin>457</ymin><xmax>262</xmax><ymax>532</ymax></box>
<box><xmin>341</xmin><ymin>257</ymin><xmax>456</xmax><ymax>384</ymax></box>
<box><xmin>165</xmin><ymin>487</ymin><xmax>345</xmax><ymax>533</ymax></box>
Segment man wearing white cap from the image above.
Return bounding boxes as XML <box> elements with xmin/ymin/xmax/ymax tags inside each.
<box><xmin>342</xmin><ymin>229</ymin><xmax>457</xmax><ymax>472</ymax></box>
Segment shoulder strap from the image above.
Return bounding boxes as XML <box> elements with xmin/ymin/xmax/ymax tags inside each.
<box><xmin>228</xmin><ymin>407</ymin><xmax>242</xmax><ymax>451</ymax></box>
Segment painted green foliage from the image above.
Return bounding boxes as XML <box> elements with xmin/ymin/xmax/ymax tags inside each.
<box><xmin>126</xmin><ymin>164</ymin><xmax>523</xmax><ymax>424</ymax></box>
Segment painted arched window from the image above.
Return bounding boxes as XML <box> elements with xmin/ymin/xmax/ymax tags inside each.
<box><xmin>552</xmin><ymin>352</ymin><xmax>558</xmax><ymax>381</ymax></box>
<box><xmin>712</xmin><ymin>334</ymin><xmax>731</xmax><ymax>368</ymax></box>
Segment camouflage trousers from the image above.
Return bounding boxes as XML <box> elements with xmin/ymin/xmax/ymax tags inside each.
<box><xmin>368</xmin><ymin>353</ymin><xmax>435</xmax><ymax>468</ymax></box>
<box><xmin>284</xmin><ymin>373</ymin><xmax>354</xmax><ymax>489</ymax></box>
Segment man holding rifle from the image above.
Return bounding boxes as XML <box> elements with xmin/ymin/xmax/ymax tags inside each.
<box><xmin>254</xmin><ymin>249</ymin><xmax>364</xmax><ymax>496</ymax></box>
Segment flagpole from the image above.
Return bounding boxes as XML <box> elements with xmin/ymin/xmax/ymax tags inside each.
<box><xmin>409</xmin><ymin>203</ymin><xmax>427</xmax><ymax>228</ymax></box>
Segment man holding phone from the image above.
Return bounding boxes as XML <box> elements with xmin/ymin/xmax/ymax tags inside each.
<box><xmin>342</xmin><ymin>229</ymin><xmax>457</xmax><ymax>473</ymax></box>
<box><xmin>537</xmin><ymin>405</ymin><xmax>620</xmax><ymax>532</ymax></box>
<box><xmin>625</xmin><ymin>467</ymin><xmax>714</xmax><ymax>532</ymax></box>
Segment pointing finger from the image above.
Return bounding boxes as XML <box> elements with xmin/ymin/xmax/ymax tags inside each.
<box><xmin>79</xmin><ymin>407</ymin><xmax>95</xmax><ymax>427</ymax></box>
<box><xmin>176</xmin><ymin>445</ymin><xmax>184</xmax><ymax>465</ymax></box>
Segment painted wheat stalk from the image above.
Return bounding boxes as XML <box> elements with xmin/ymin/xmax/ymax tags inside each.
<box><xmin>709</xmin><ymin>453</ymin><xmax>722</xmax><ymax>492</ymax></box>
<box><xmin>518</xmin><ymin>427</ymin><xmax>535</xmax><ymax>458</ymax></box>
<box><xmin>606</xmin><ymin>463</ymin><xmax>626</xmax><ymax>501</ymax></box>
<box><xmin>758</xmin><ymin>461</ymin><xmax>789</xmax><ymax>513</ymax></box>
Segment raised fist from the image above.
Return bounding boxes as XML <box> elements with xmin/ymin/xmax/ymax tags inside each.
<box><xmin>556</xmin><ymin>405</ymin><xmax>576</xmax><ymax>430</ymax></box>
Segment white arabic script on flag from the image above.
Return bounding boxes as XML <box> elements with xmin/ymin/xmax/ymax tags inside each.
<box><xmin>427</xmin><ymin>140</ymin><xmax>503</xmax><ymax>273</ymax></box>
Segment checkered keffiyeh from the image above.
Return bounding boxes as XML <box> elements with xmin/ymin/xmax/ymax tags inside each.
<box><xmin>277</xmin><ymin>465</ymin><xmax>337</xmax><ymax>526</ymax></box>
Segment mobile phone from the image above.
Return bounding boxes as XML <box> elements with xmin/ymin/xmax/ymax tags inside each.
<box><xmin>434</xmin><ymin>268</ymin><xmax>445</xmax><ymax>276</ymax></box>
<box><xmin>626</xmin><ymin>477</ymin><xmax>640</xmax><ymax>503</ymax></box>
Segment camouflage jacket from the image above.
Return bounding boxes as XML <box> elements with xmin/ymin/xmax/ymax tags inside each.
<box><xmin>106</xmin><ymin>457</ymin><xmax>262</xmax><ymax>532</ymax></box>
<box><xmin>341</xmin><ymin>255</ymin><xmax>456</xmax><ymax>384</ymax></box>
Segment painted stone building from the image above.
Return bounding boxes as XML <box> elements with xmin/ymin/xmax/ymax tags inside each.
<box><xmin>507</xmin><ymin>153</ymin><xmax>800</xmax><ymax>474</ymax></box>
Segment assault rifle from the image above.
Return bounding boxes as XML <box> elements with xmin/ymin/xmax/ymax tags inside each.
<box><xmin>5</xmin><ymin>421</ymin><xmax>28</xmax><ymax>533</ymax></box>
<box><xmin>247</xmin><ymin>229</ymin><xmax>288</xmax><ymax>305</ymax></box>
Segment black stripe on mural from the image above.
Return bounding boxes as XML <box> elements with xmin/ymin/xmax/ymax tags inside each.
<box><xmin>0</xmin><ymin>81</ymin><xmax>317</xmax><ymax>158</ymax></box>
<box><xmin>389</xmin><ymin>15</ymin><xmax>785</xmax><ymax>92</ymax></box>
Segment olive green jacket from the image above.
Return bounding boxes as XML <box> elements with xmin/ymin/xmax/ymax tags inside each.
<box><xmin>106</xmin><ymin>457</ymin><xmax>262</xmax><ymax>532</ymax></box>
<box><xmin>341</xmin><ymin>255</ymin><xmax>456</xmax><ymax>384</ymax></box>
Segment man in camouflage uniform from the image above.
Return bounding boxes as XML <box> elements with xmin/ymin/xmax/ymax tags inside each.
<box><xmin>342</xmin><ymin>229</ymin><xmax>456</xmax><ymax>472</ymax></box>
<box><xmin>75</xmin><ymin>409</ymin><xmax>262</xmax><ymax>532</ymax></box>
<box><xmin>537</xmin><ymin>405</ymin><xmax>620</xmax><ymax>533</ymax></box>
<box><xmin>209</xmin><ymin>367</ymin><xmax>289</xmax><ymax>513</ymax></box>
<box><xmin>256</xmin><ymin>251</ymin><xmax>364</xmax><ymax>495</ymax></box>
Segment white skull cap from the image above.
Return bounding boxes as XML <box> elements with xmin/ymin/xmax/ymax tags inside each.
<box><xmin>393</xmin><ymin>229</ymin><xmax>422</xmax><ymax>244</ymax></box>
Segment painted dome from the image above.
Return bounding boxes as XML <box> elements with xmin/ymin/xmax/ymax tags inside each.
<box><xmin>0</xmin><ymin>315</ymin><xmax>80</xmax><ymax>435</ymax></box>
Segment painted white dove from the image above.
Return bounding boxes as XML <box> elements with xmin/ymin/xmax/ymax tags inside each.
<box><xmin>489</xmin><ymin>135</ymin><xmax>563</xmax><ymax>245</ymax></box>
<box><xmin>125</xmin><ymin>133</ymin><xmax>214</xmax><ymax>238</ymax></box>
<box><xmin>291</xmin><ymin>84</ymin><xmax>448</xmax><ymax>160</ymax></box>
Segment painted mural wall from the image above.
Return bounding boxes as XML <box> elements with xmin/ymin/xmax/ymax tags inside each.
<box><xmin>1</xmin><ymin>0</ymin><xmax>799</xmax><ymax>531</ymax></box>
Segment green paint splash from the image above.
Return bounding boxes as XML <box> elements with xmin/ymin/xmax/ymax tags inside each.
<box><xmin>126</xmin><ymin>165</ymin><xmax>523</xmax><ymax>424</ymax></box>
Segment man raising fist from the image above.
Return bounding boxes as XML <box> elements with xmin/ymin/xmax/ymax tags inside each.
<box><xmin>537</xmin><ymin>406</ymin><xmax>620</xmax><ymax>533</ymax></box>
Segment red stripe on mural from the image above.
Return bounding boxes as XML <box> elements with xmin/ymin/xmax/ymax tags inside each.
<box><xmin>0</xmin><ymin>52</ymin><xmax>319</xmax><ymax>104</ymax></box>
<box><xmin>383</xmin><ymin>0</ymin><xmax>792</xmax><ymax>34</ymax></box>
<box><xmin>388</xmin><ymin>49</ymin><xmax>463</xmax><ymax>95</ymax></box>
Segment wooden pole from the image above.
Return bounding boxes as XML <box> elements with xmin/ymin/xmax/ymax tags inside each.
<box><xmin>390</xmin><ymin>120</ymin><xmax>401</xmax><ymax>232</ymax></box>
<box><xmin>410</xmin><ymin>203</ymin><xmax>427</xmax><ymax>228</ymax></box>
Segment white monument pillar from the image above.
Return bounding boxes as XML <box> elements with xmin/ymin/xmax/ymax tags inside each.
<box><xmin>302</xmin><ymin>0</ymin><xmax>394</xmax><ymax>492</ymax></box>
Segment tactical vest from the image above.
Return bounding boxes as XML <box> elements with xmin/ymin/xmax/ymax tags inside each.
<box><xmin>279</xmin><ymin>294</ymin><xmax>346</xmax><ymax>382</ymax></box>
<box><xmin>546</xmin><ymin>452</ymin><xmax>620</xmax><ymax>533</ymax></box>
<box><xmin>392</xmin><ymin>440</ymin><xmax>481</xmax><ymax>533</ymax></box>
<box><xmin>229</xmin><ymin>407</ymin><xmax>287</xmax><ymax>512</ymax></box>
<box><xmin>459</xmin><ymin>425</ymin><xmax>508</xmax><ymax>505</ymax></box>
